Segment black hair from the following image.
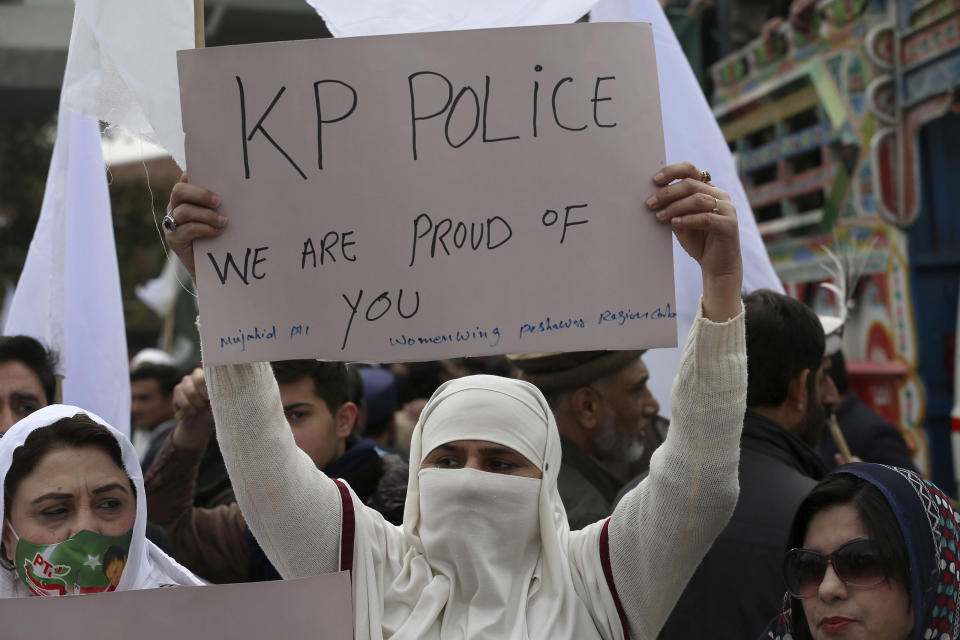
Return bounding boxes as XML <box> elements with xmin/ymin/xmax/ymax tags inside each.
<box><xmin>543</xmin><ymin>389</ymin><xmax>567</xmax><ymax>413</ymax></box>
<box><xmin>786</xmin><ymin>473</ymin><xmax>912</xmax><ymax>640</ymax></box>
<box><xmin>363</xmin><ymin>416</ymin><xmax>393</xmax><ymax>439</ymax></box>
<box><xmin>130</xmin><ymin>363</ymin><xmax>180</xmax><ymax>396</ymax></box>
<box><xmin>829</xmin><ymin>350</ymin><xmax>850</xmax><ymax>395</ymax></box>
<box><xmin>444</xmin><ymin>356</ymin><xmax>516</xmax><ymax>378</ymax></box>
<box><xmin>393</xmin><ymin>361</ymin><xmax>446</xmax><ymax>406</ymax></box>
<box><xmin>270</xmin><ymin>360</ymin><xmax>352</xmax><ymax>414</ymax></box>
<box><xmin>347</xmin><ymin>365</ymin><xmax>365</xmax><ymax>410</ymax></box>
<box><xmin>2</xmin><ymin>414</ymin><xmax>134</xmax><ymax>568</ymax></box>
<box><xmin>0</xmin><ymin>335</ymin><xmax>58</xmax><ymax>405</ymax></box>
<box><xmin>744</xmin><ymin>290</ymin><xmax>825</xmax><ymax>408</ymax></box>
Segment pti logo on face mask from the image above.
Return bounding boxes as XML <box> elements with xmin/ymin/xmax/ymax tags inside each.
<box><xmin>15</xmin><ymin>529</ymin><xmax>132</xmax><ymax>596</ymax></box>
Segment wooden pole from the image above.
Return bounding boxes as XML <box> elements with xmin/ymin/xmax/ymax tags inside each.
<box><xmin>162</xmin><ymin>310</ymin><xmax>175</xmax><ymax>354</ymax></box>
<box><xmin>829</xmin><ymin>414</ymin><xmax>854</xmax><ymax>464</ymax></box>
<box><xmin>194</xmin><ymin>0</ymin><xmax>205</xmax><ymax>48</ymax></box>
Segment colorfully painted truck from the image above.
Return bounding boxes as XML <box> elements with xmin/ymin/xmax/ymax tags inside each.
<box><xmin>709</xmin><ymin>0</ymin><xmax>960</xmax><ymax>490</ymax></box>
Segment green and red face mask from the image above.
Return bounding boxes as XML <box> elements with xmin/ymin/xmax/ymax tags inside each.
<box><xmin>7</xmin><ymin>525</ymin><xmax>133</xmax><ymax>596</ymax></box>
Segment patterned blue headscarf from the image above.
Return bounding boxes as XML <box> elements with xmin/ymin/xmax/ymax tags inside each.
<box><xmin>762</xmin><ymin>463</ymin><xmax>960</xmax><ymax>640</ymax></box>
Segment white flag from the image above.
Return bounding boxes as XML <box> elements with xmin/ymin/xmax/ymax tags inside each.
<box><xmin>4</xmin><ymin>108</ymin><xmax>131</xmax><ymax>437</ymax></box>
<box><xmin>305</xmin><ymin>0</ymin><xmax>597</xmax><ymax>36</ymax></box>
<box><xmin>590</xmin><ymin>0</ymin><xmax>783</xmax><ymax>415</ymax></box>
<box><xmin>60</xmin><ymin>0</ymin><xmax>194</xmax><ymax>168</ymax></box>
<box><xmin>136</xmin><ymin>255</ymin><xmax>188</xmax><ymax>318</ymax></box>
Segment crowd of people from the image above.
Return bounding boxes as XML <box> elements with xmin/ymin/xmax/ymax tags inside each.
<box><xmin>0</xmin><ymin>156</ymin><xmax>947</xmax><ymax>639</ymax></box>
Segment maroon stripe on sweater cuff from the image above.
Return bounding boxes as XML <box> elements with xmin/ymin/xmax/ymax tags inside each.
<box><xmin>334</xmin><ymin>479</ymin><xmax>355</xmax><ymax>573</ymax></box>
<box><xmin>600</xmin><ymin>518</ymin><xmax>630</xmax><ymax>639</ymax></box>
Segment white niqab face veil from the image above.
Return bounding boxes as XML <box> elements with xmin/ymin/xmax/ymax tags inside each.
<box><xmin>412</xmin><ymin>376</ymin><xmax>548</xmax><ymax>628</ymax></box>
<box><xmin>344</xmin><ymin>374</ymin><xmax>623</xmax><ymax>640</ymax></box>
<box><xmin>417</xmin><ymin>467</ymin><xmax>541</xmax><ymax>625</ymax></box>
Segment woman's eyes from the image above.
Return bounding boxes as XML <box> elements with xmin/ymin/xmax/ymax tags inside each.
<box><xmin>39</xmin><ymin>505</ymin><xmax>70</xmax><ymax>519</ymax></box>
<box><xmin>96</xmin><ymin>498</ymin><xmax>123</xmax><ymax>511</ymax></box>
<box><xmin>14</xmin><ymin>402</ymin><xmax>39</xmax><ymax>417</ymax></box>
<box><xmin>487</xmin><ymin>459</ymin><xmax>518</xmax><ymax>472</ymax></box>
<box><xmin>37</xmin><ymin>498</ymin><xmax>125</xmax><ymax>519</ymax></box>
<box><xmin>428</xmin><ymin>455</ymin><xmax>522</xmax><ymax>473</ymax></box>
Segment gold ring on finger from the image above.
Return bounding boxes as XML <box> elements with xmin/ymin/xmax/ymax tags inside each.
<box><xmin>699</xmin><ymin>170</ymin><xmax>711</xmax><ymax>183</ymax></box>
<box><xmin>712</xmin><ymin>197</ymin><xmax>720</xmax><ymax>214</ymax></box>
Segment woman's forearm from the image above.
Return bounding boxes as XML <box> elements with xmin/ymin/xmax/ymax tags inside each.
<box><xmin>204</xmin><ymin>361</ymin><xmax>343</xmax><ymax>579</ymax></box>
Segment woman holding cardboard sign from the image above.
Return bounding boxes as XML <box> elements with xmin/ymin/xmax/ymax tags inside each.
<box><xmin>165</xmin><ymin>161</ymin><xmax>744</xmax><ymax>639</ymax></box>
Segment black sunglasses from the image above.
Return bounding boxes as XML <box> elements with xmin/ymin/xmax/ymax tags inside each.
<box><xmin>783</xmin><ymin>537</ymin><xmax>888</xmax><ymax>599</ymax></box>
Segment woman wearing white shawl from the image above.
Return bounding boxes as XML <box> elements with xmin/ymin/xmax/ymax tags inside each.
<box><xmin>166</xmin><ymin>160</ymin><xmax>747</xmax><ymax>638</ymax></box>
<box><xmin>0</xmin><ymin>405</ymin><xmax>205</xmax><ymax>597</ymax></box>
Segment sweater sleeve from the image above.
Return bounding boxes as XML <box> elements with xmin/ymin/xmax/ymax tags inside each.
<box><xmin>609</xmin><ymin>299</ymin><xmax>747</xmax><ymax>639</ymax></box>
<box><xmin>143</xmin><ymin>432</ymin><xmax>250</xmax><ymax>583</ymax></box>
<box><xmin>204</xmin><ymin>361</ymin><xmax>343</xmax><ymax>579</ymax></box>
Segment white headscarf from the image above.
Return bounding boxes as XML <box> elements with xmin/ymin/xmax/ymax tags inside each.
<box><xmin>344</xmin><ymin>374</ymin><xmax>624</xmax><ymax>640</ymax></box>
<box><xmin>0</xmin><ymin>405</ymin><xmax>205</xmax><ymax>597</ymax></box>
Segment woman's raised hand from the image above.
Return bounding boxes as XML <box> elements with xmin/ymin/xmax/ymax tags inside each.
<box><xmin>164</xmin><ymin>173</ymin><xmax>228</xmax><ymax>287</ymax></box>
<box><xmin>646</xmin><ymin>161</ymin><xmax>743</xmax><ymax>322</ymax></box>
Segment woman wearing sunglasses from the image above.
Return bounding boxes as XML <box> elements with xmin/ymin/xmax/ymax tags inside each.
<box><xmin>762</xmin><ymin>463</ymin><xmax>960</xmax><ymax>640</ymax></box>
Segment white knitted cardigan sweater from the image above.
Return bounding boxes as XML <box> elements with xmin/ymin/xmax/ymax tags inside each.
<box><xmin>204</xmin><ymin>301</ymin><xmax>747</xmax><ymax>639</ymax></box>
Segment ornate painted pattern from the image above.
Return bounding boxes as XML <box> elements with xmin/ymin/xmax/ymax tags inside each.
<box><xmin>739</xmin><ymin>122</ymin><xmax>835</xmax><ymax>171</ymax></box>
<box><xmin>889</xmin><ymin>245</ymin><xmax>917</xmax><ymax>367</ymax></box>
<box><xmin>848</xmin><ymin>52</ymin><xmax>868</xmax><ymax>113</ymax></box>
<box><xmin>903</xmin><ymin>12</ymin><xmax>960</xmax><ymax>66</ymax></box>
<box><xmin>720</xmin><ymin>86</ymin><xmax>821</xmax><ymax>141</ymax></box>
<box><xmin>909</xmin><ymin>0</ymin><xmax>960</xmax><ymax>31</ymax></box>
<box><xmin>746</xmin><ymin>166</ymin><xmax>838</xmax><ymax>207</ymax></box>
<box><xmin>903</xmin><ymin>50</ymin><xmax>960</xmax><ymax>106</ymax></box>
<box><xmin>706</xmin><ymin>0</ymin><xmax>956</xmax><ymax>474</ymax></box>
<box><xmin>868</xmin><ymin>26</ymin><xmax>894</xmax><ymax>68</ymax></box>
<box><xmin>825</xmin><ymin>0</ymin><xmax>871</xmax><ymax>31</ymax></box>
<box><xmin>711</xmin><ymin>0</ymin><xmax>873</xmax><ymax>102</ymax></box>
<box><xmin>856</xmin><ymin>157</ymin><xmax>876</xmax><ymax>213</ymax></box>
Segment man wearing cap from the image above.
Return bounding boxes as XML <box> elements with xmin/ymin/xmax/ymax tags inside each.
<box><xmin>511</xmin><ymin>350</ymin><xmax>660</xmax><ymax>530</ymax></box>
<box><xmin>130</xmin><ymin>362</ymin><xmax>181</xmax><ymax>466</ymax></box>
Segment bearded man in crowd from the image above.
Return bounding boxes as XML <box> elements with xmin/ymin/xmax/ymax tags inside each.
<box><xmin>511</xmin><ymin>350</ymin><xmax>661</xmax><ymax>529</ymax></box>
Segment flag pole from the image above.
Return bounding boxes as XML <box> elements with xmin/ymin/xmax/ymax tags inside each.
<box><xmin>829</xmin><ymin>415</ymin><xmax>854</xmax><ymax>464</ymax></box>
<box><xmin>194</xmin><ymin>0</ymin><xmax>205</xmax><ymax>48</ymax></box>
<box><xmin>165</xmin><ymin>0</ymin><xmax>202</xmax><ymax>355</ymax></box>
<box><xmin>162</xmin><ymin>312</ymin><xmax>175</xmax><ymax>353</ymax></box>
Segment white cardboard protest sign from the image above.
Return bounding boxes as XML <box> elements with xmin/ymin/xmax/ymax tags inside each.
<box><xmin>0</xmin><ymin>572</ymin><xmax>353</xmax><ymax>639</ymax></box>
<box><xmin>178</xmin><ymin>23</ymin><xmax>675</xmax><ymax>365</ymax></box>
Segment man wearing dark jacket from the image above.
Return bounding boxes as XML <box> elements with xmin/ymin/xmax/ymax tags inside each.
<box><xmin>652</xmin><ymin>289</ymin><xmax>831</xmax><ymax>639</ymax></box>
<box><xmin>145</xmin><ymin>360</ymin><xmax>408</xmax><ymax>583</ymax></box>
